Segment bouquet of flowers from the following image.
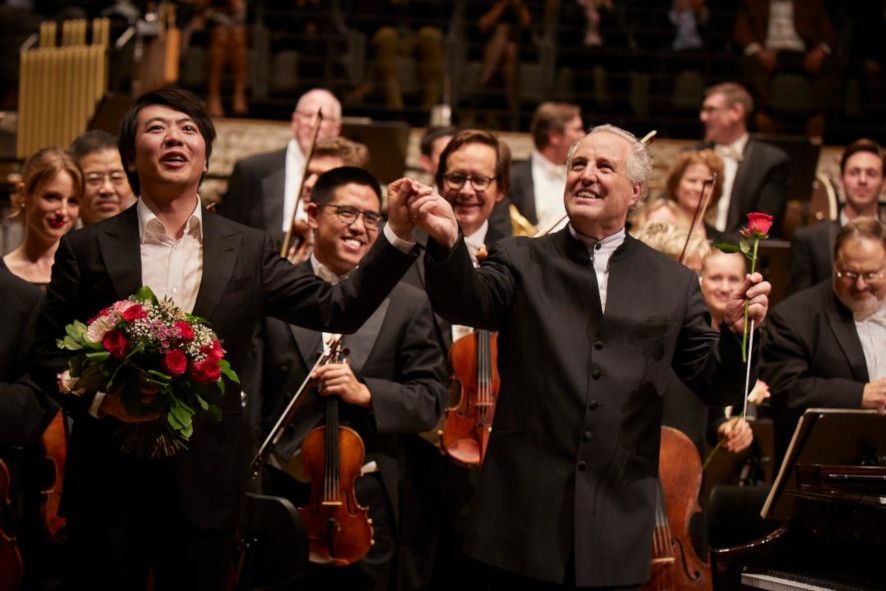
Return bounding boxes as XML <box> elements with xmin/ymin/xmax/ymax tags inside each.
<box><xmin>57</xmin><ymin>286</ymin><xmax>238</xmax><ymax>457</ymax></box>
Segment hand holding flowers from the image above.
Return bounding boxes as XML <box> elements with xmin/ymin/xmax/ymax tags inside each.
<box><xmin>57</xmin><ymin>286</ymin><xmax>238</xmax><ymax>457</ymax></box>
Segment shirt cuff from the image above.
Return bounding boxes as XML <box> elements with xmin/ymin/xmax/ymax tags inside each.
<box><xmin>744</xmin><ymin>42</ymin><xmax>762</xmax><ymax>57</ymax></box>
<box><xmin>383</xmin><ymin>223</ymin><xmax>416</xmax><ymax>253</ymax></box>
<box><xmin>88</xmin><ymin>391</ymin><xmax>107</xmax><ymax>418</ymax></box>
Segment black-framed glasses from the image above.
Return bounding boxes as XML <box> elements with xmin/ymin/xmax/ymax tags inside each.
<box><xmin>443</xmin><ymin>173</ymin><xmax>495</xmax><ymax>191</ymax></box>
<box><xmin>324</xmin><ymin>204</ymin><xmax>382</xmax><ymax>229</ymax></box>
<box><xmin>84</xmin><ymin>171</ymin><xmax>128</xmax><ymax>187</ymax></box>
<box><xmin>834</xmin><ymin>269</ymin><xmax>885</xmax><ymax>283</ymax></box>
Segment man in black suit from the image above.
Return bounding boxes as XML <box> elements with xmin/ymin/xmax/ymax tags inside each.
<box><xmin>699</xmin><ymin>82</ymin><xmax>789</xmax><ymax>238</ymax></box>
<box><xmin>32</xmin><ymin>88</ymin><xmax>419</xmax><ymax>590</ymax></box>
<box><xmin>762</xmin><ymin>218</ymin><xmax>886</xmax><ymax>464</ymax></box>
<box><xmin>218</xmin><ymin>88</ymin><xmax>342</xmax><ymax>246</ymax></box>
<box><xmin>261</xmin><ymin>167</ymin><xmax>447</xmax><ymax>590</ymax></box>
<box><xmin>394</xmin><ymin>124</ymin><xmax>771</xmax><ymax>587</ymax></box>
<box><xmin>510</xmin><ymin>102</ymin><xmax>585</xmax><ymax>232</ymax></box>
<box><xmin>787</xmin><ymin>139</ymin><xmax>885</xmax><ymax>295</ymax></box>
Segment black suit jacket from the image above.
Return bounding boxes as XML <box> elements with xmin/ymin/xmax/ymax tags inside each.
<box><xmin>0</xmin><ymin>264</ymin><xmax>54</xmax><ymax>446</ymax></box>
<box><xmin>509</xmin><ymin>160</ymin><xmax>537</xmax><ymax>225</ymax></box>
<box><xmin>702</xmin><ymin>138</ymin><xmax>790</xmax><ymax>238</ymax></box>
<box><xmin>218</xmin><ymin>148</ymin><xmax>288</xmax><ymax>245</ymax></box>
<box><xmin>760</xmin><ymin>280</ymin><xmax>868</xmax><ymax>463</ymax></box>
<box><xmin>424</xmin><ymin>229</ymin><xmax>746</xmax><ymax>586</ymax></box>
<box><xmin>261</xmin><ymin>266</ymin><xmax>447</xmax><ymax>527</ymax></box>
<box><xmin>786</xmin><ymin>220</ymin><xmax>838</xmax><ymax>296</ymax></box>
<box><xmin>32</xmin><ymin>206</ymin><xmax>418</xmax><ymax>530</ymax></box>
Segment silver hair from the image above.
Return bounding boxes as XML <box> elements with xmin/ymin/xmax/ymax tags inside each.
<box><xmin>566</xmin><ymin>124</ymin><xmax>652</xmax><ymax>203</ymax></box>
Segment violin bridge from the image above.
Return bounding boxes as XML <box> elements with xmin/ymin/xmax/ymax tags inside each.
<box><xmin>321</xmin><ymin>501</ymin><xmax>343</xmax><ymax>507</ymax></box>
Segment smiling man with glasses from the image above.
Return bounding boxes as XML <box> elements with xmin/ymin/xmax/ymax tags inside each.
<box><xmin>69</xmin><ymin>130</ymin><xmax>135</xmax><ymax>226</ymax></box>
<box><xmin>762</xmin><ymin>217</ymin><xmax>886</xmax><ymax>464</ymax></box>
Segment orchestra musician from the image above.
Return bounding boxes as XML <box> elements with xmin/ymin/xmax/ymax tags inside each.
<box><xmin>389</xmin><ymin>124</ymin><xmax>771</xmax><ymax>588</ymax></box>
<box><xmin>261</xmin><ymin>166</ymin><xmax>448</xmax><ymax>590</ymax></box>
<box><xmin>31</xmin><ymin>87</ymin><xmax>420</xmax><ymax>591</ymax></box>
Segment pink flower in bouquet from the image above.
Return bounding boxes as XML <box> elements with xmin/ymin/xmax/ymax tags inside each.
<box><xmin>740</xmin><ymin>212</ymin><xmax>773</xmax><ymax>240</ymax></box>
<box><xmin>85</xmin><ymin>313</ymin><xmax>116</xmax><ymax>343</ymax></box>
<box><xmin>175</xmin><ymin>320</ymin><xmax>195</xmax><ymax>341</ymax></box>
<box><xmin>201</xmin><ymin>340</ymin><xmax>224</xmax><ymax>361</ymax></box>
<box><xmin>121</xmin><ymin>303</ymin><xmax>148</xmax><ymax>323</ymax></box>
<box><xmin>102</xmin><ymin>329</ymin><xmax>129</xmax><ymax>359</ymax></box>
<box><xmin>191</xmin><ymin>357</ymin><xmax>221</xmax><ymax>383</ymax></box>
<box><xmin>87</xmin><ymin>307</ymin><xmax>110</xmax><ymax>325</ymax></box>
<box><xmin>163</xmin><ymin>350</ymin><xmax>188</xmax><ymax>376</ymax></box>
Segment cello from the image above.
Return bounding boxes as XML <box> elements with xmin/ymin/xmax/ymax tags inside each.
<box><xmin>643</xmin><ymin>426</ymin><xmax>711</xmax><ymax>591</ymax></box>
<box><xmin>297</xmin><ymin>338</ymin><xmax>374</xmax><ymax>566</ymax></box>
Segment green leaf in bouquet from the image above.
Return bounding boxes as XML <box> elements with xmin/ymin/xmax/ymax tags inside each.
<box><xmin>167</xmin><ymin>408</ymin><xmax>185</xmax><ymax>429</ymax></box>
<box><xmin>65</xmin><ymin>320</ymin><xmax>87</xmax><ymax>340</ymax></box>
<box><xmin>169</xmin><ymin>398</ymin><xmax>194</xmax><ymax>429</ymax></box>
<box><xmin>86</xmin><ymin>351</ymin><xmax>111</xmax><ymax>362</ymax></box>
<box><xmin>216</xmin><ymin>379</ymin><xmax>225</xmax><ymax>395</ymax></box>
<box><xmin>145</xmin><ymin>369</ymin><xmax>172</xmax><ymax>386</ymax></box>
<box><xmin>195</xmin><ymin>394</ymin><xmax>209</xmax><ymax>411</ymax></box>
<box><xmin>133</xmin><ymin>285</ymin><xmax>159</xmax><ymax>305</ymax></box>
<box><xmin>739</xmin><ymin>239</ymin><xmax>752</xmax><ymax>256</ymax></box>
<box><xmin>716</xmin><ymin>242</ymin><xmax>741</xmax><ymax>254</ymax></box>
<box><xmin>218</xmin><ymin>359</ymin><xmax>239</xmax><ymax>384</ymax></box>
<box><xmin>180</xmin><ymin>421</ymin><xmax>193</xmax><ymax>439</ymax></box>
<box><xmin>57</xmin><ymin>336</ymin><xmax>84</xmax><ymax>351</ymax></box>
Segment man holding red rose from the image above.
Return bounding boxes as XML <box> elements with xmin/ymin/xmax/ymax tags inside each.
<box><xmin>390</xmin><ymin>124</ymin><xmax>773</xmax><ymax>587</ymax></box>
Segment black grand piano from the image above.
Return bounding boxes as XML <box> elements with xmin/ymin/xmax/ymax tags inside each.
<box><xmin>710</xmin><ymin>410</ymin><xmax>886</xmax><ymax>591</ymax></box>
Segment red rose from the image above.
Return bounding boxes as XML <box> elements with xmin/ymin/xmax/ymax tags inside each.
<box><xmin>191</xmin><ymin>357</ymin><xmax>221</xmax><ymax>384</ymax></box>
<box><xmin>163</xmin><ymin>350</ymin><xmax>188</xmax><ymax>376</ymax></box>
<box><xmin>176</xmin><ymin>321</ymin><xmax>195</xmax><ymax>341</ymax></box>
<box><xmin>102</xmin><ymin>329</ymin><xmax>129</xmax><ymax>359</ymax></box>
<box><xmin>121</xmin><ymin>304</ymin><xmax>147</xmax><ymax>323</ymax></box>
<box><xmin>744</xmin><ymin>212</ymin><xmax>773</xmax><ymax>239</ymax></box>
<box><xmin>201</xmin><ymin>340</ymin><xmax>224</xmax><ymax>360</ymax></box>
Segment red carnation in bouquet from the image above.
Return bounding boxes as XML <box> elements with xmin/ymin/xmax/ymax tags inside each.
<box><xmin>57</xmin><ymin>286</ymin><xmax>238</xmax><ymax>457</ymax></box>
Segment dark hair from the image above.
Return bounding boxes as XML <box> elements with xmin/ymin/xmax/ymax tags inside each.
<box><xmin>310</xmin><ymin>166</ymin><xmax>382</xmax><ymax>208</ymax></box>
<box><xmin>69</xmin><ymin>130</ymin><xmax>119</xmax><ymax>163</ymax></box>
<box><xmin>118</xmin><ymin>87</ymin><xmax>216</xmax><ymax>195</ymax></box>
<box><xmin>839</xmin><ymin>138</ymin><xmax>884</xmax><ymax>175</ymax></box>
<box><xmin>834</xmin><ymin>217</ymin><xmax>886</xmax><ymax>259</ymax></box>
<box><xmin>420</xmin><ymin>126</ymin><xmax>459</xmax><ymax>157</ymax></box>
<box><xmin>435</xmin><ymin>129</ymin><xmax>511</xmax><ymax>196</ymax></box>
<box><xmin>531</xmin><ymin>102</ymin><xmax>580</xmax><ymax>150</ymax></box>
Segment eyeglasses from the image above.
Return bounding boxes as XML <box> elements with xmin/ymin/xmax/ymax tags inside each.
<box><xmin>84</xmin><ymin>171</ymin><xmax>128</xmax><ymax>187</ymax></box>
<box><xmin>834</xmin><ymin>269</ymin><xmax>885</xmax><ymax>283</ymax></box>
<box><xmin>443</xmin><ymin>173</ymin><xmax>495</xmax><ymax>191</ymax></box>
<box><xmin>324</xmin><ymin>204</ymin><xmax>382</xmax><ymax>229</ymax></box>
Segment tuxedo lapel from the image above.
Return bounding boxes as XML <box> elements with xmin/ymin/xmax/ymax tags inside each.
<box><xmin>825</xmin><ymin>301</ymin><xmax>870</xmax><ymax>383</ymax></box>
<box><xmin>262</xmin><ymin>166</ymin><xmax>286</xmax><ymax>239</ymax></box>
<box><xmin>728</xmin><ymin>141</ymin><xmax>755</xmax><ymax>229</ymax></box>
<box><xmin>97</xmin><ymin>206</ymin><xmax>142</xmax><ymax>300</ymax></box>
<box><xmin>345</xmin><ymin>298</ymin><xmax>389</xmax><ymax>373</ymax></box>
<box><xmin>290</xmin><ymin>325</ymin><xmax>323</xmax><ymax>368</ymax></box>
<box><xmin>193</xmin><ymin>213</ymin><xmax>241</xmax><ymax>320</ymax></box>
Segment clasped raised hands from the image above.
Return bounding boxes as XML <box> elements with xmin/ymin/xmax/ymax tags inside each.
<box><xmin>387</xmin><ymin>178</ymin><xmax>459</xmax><ymax>248</ymax></box>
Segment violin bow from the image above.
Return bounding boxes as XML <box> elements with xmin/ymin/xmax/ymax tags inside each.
<box><xmin>249</xmin><ymin>335</ymin><xmax>342</xmax><ymax>478</ymax></box>
<box><xmin>280</xmin><ymin>108</ymin><xmax>324</xmax><ymax>258</ymax></box>
<box><xmin>532</xmin><ymin>130</ymin><xmax>659</xmax><ymax>238</ymax></box>
<box><xmin>678</xmin><ymin>171</ymin><xmax>717</xmax><ymax>265</ymax></box>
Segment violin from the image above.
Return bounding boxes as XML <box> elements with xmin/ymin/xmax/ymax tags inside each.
<box><xmin>643</xmin><ymin>426</ymin><xmax>711</xmax><ymax>591</ymax></box>
<box><xmin>0</xmin><ymin>459</ymin><xmax>24</xmax><ymax>591</ymax></box>
<box><xmin>39</xmin><ymin>412</ymin><xmax>66</xmax><ymax>544</ymax></box>
<box><xmin>297</xmin><ymin>339</ymin><xmax>374</xmax><ymax>566</ymax></box>
<box><xmin>442</xmin><ymin>329</ymin><xmax>499</xmax><ymax>466</ymax></box>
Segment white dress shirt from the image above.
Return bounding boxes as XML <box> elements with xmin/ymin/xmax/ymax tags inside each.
<box><xmin>530</xmin><ymin>150</ymin><xmax>568</xmax><ymax>232</ymax></box>
<box><xmin>714</xmin><ymin>133</ymin><xmax>749</xmax><ymax>232</ymax></box>
<box><xmin>568</xmin><ymin>225</ymin><xmax>626</xmax><ymax>314</ymax></box>
<box><xmin>137</xmin><ymin>198</ymin><xmax>204</xmax><ymax>313</ymax></box>
<box><xmin>282</xmin><ymin>139</ymin><xmax>307</xmax><ymax>232</ymax></box>
<box><xmin>855</xmin><ymin>300</ymin><xmax>886</xmax><ymax>382</ymax></box>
